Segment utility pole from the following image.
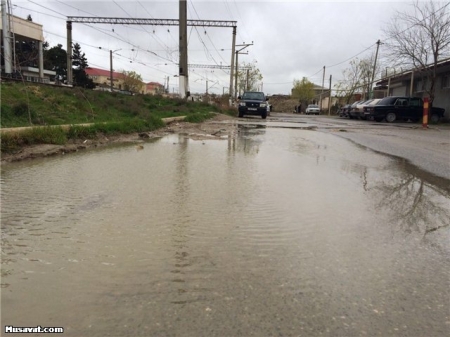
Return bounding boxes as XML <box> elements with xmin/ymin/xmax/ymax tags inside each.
<box><xmin>229</xmin><ymin>26</ymin><xmax>236</xmax><ymax>106</ymax></box>
<box><xmin>179</xmin><ymin>0</ymin><xmax>189</xmax><ymax>99</ymax></box>
<box><xmin>246</xmin><ymin>69</ymin><xmax>250</xmax><ymax>91</ymax></box>
<box><xmin>66</xmin><ymin>21</ymin><xmax>72</xmax><ymax>85</ymax></box>
<box><xmin>234</xmin><ymin>42</ymin><xmax>253</xmax><ymax>101</ymax></box>
<box><xmin>320</xmin><ymin>66</ymin><xmax>325</xmax><ymax>110</ymax></box>
<box><xmin>1</xmin><ymin>0</ymin><xmax>12</xmax><ymax>74</ymax></box>
<box><xmin>370</xmin><ymin>39</ymin><xmax>381</xmax><ymax>98</ymax></box>
<box><xmin>110</xmin><ymin>50</ymin><xmax>113</xmax><ymax>91</ymax></box>
<box><xmin>328</xmin><ymin>74</ymin><xmax>332</xmax><ymax>116</ymax></box>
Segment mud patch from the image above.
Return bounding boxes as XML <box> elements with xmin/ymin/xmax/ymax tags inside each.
<box><xmin>1</xmin><ymin>114</ymin><xmax>237</xmax><ymax>163</ymax></box>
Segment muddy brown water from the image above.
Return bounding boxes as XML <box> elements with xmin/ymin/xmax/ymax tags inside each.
<box><xmin>2</xmin><ymin>123</ymin><xmax>449</xmax><ymax>336</ymax></box>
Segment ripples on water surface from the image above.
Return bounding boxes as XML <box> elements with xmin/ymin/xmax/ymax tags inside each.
<box><xmin>2</xmin><ymin>125</ymin><xmax>449</xmax><ymax>336</ymax></box>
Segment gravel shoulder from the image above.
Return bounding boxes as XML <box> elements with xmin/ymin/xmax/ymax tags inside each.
<box><xmin>0</xmin><ymin>113</ymin><xmax>237</xmax><ymax>164</ymax></box>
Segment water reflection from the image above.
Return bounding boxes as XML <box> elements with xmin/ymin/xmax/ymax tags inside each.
<box><xmin>370</xmin><ymin>158</ymin><xmax>450</xmax><ymax>239</ymax></box>
<box><xmin>227</xmin><ymin>124</ymin><xmax>266</xmax><ymax>155</ymax></box>
<box><xmin>1</xmin><ymin>126</ymin><xmax>449</xmax><ymax>336</ymax></box>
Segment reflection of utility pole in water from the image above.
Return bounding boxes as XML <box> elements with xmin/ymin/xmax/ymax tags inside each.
<box><xmin>170</xmin><ymin>134</ymin><xmax>190</xmax><ymax>302</ymax></box>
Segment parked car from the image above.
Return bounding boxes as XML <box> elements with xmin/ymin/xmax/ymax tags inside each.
<box><xmin>238</xmin><ymin>91</ymin><xmax>269</xmax><ymax>119</ymax></box>
<box><xmin>305</xmin><ymin>104</ymin><xmax>320</xmax><ymax>115</ymax></box>
<box><xmin>347</xmin><ymin>101</ymin><xmax>364</xmax><ymax>119</ymax></box>
<box><xmin>362</xmin><ymin>99</ymin><xmax>382</xmax><ymax>120</ymax></box>
<box><xmin>339</xmin><ymin>104</ymin><xmax>352</xmax><ymax>117</ymax></box>
<box><xmin>368</xmin><ymin>96</ymin><xmax>445</xmax><ymax>123</ymax></box>
<box><xmin>348</xmin><ymin>100</ymin><xmax>373</xmax><ymax>119</ymax></box>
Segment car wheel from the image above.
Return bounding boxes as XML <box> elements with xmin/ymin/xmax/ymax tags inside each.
<box><xmin>238</xmin><ymin>112</ymin><xmax>244</xmax><ymax>118</ymax></box>
<box><xmin>386</xmin><ymin>112</ymin><xmax>396</xmax><ymax>123</ymax></box>
<box><xmin>430</xmin><ymin>114</ymin><xmax>440</xmax><ymax>123</ymax></box>
<box><xmin>348</xmin><ymin>115</ymin><xmax>354</xmax><ymax>119</ymax></box>
<box><xmin>261</xmin><ymin>112</ymin><xmax>267</xmax><ymax>119</ymax></box>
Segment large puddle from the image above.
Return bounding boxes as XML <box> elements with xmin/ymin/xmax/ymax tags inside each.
<box><xmin>2</xmin><ymin>124</ymin><xmax>449</xmax><ymax>336</ymax></box>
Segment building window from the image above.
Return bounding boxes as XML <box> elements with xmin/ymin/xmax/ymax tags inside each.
<box><xmin>442</xmin><ymin>74</ymin><xmax>450</xmax><ymax>89</ymax></box>
<box><xmin>415</xmin><ymin>78</ymin><xmax>427</xmax><ymax>92</ymax></box>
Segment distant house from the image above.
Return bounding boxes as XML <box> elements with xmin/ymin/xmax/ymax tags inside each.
<box><xmin>145</xmin><ymin>82</ymin><xmax>165</xmax><ymax>95</ymax></box>
<box><xmin>85</xmin><ymin>67</ymin><xmax>124</xmax><ymax>90</ymax></box>
<box><xmin>375</xmin><ymin>58</ymin><xmax>450</xmax><ymax>119</ymax></box>
<box><xmin>291</xmin><ymin>83</ymin><xmax>333</xmax><ymax>111</ymax></box>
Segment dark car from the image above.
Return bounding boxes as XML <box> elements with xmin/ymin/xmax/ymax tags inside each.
<box><xmin>368</xmin><ymin>96</ymin><xmax>445</xmax><ymax>123</ymax></box>
<box><xmin>238</xmin><ymin>92</ymin><xmax>269</xmax><ymax>119</ymax></box>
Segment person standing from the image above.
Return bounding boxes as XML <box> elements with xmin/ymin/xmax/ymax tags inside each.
<box><xmin>297</xmin><ymin>103</ymin><xmax>302</xmax><ymax>114</ymax></box>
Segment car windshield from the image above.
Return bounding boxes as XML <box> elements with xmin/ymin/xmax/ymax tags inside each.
<box><xmin>308</xmin><ymin>105</ymin><xmax>319</xmax><ymax>108</ymax></box>
<box><xmin>242</xmin><ymin>92</ymin><xmax>265</xmax><ymax>100</ymax></box>
<box><xmin>369</xmin><ymin>99</ymin><xmax>381</xmax><ymax>105</ymax></box>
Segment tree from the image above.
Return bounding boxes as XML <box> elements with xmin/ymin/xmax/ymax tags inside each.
<box><xmin>236</xmin><ymin>61</ymin><xmax>263</xmax><ymax>95</ymax></box>
<box><xmin>291</xmin><ymin>77</ymin><xmax>315</xmax><ymax>104</ymax></box>
<box><xmin>335</xmin><ymin>57</ymin><xmax>376</xmax><ymax>103</ymax></box>
<box><xmin>44</xmin><ymin>44</ymin><xmax>67</xmax><ymax>83</ymax></box>
<box><xmin>121</xmin><ymin>70</ymin><xmax>143</xmax><ymax>93</ymax></box>
<box><xmin>383</xmin><ymin>0</ymin><xmax>450</xmax><ymax>103</ymax></box>
<box><xmin>72</xmin><ymin>43</ymin><xmax>94</xmax><ymax>88</ymax></box>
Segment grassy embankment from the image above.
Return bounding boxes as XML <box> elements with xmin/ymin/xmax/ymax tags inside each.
<box><xmin>0</xmin><ymin>81</ymin><xmax>236</xmax><ymax>153</ymax></box>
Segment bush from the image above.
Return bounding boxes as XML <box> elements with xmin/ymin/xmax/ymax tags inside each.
<box><xmin>12</xmin><ymin>102</ymin><xmax>29</xmax><ymax>117</ymax></box>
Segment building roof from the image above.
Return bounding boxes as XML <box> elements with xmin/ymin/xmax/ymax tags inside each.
<box><xmin>85</xmin><ymin>67</ymin><xmax>123</xmax><ymax>78</ymax></box>
<box><xmin>376</xmin><ymin>58</ymin><xmax>450</xmax><ymax>86</ymax></box>
<box><xmin>146</xmin><ymin>82</ymin><xmax>164</xmax><ymax>86</ymax></box>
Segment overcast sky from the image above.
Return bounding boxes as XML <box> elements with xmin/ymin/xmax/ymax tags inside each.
<box><xmin>10</xmin><ymin>0</ymin><xmax>436</xmax><ymax>95</ymax></box>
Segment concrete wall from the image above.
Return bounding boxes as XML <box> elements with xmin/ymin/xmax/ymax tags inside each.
<box><xmin>433</xmin><ymin>76</ymin><xmax>450</xmax><ymax>120</ymax></box>
<box><xmin>0</xmin><ymin>15</ymin><xmax>44</xmax><ymax>41</ymax></box>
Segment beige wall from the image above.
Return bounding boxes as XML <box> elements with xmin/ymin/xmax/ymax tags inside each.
<box><xmin>0</xmin><ymin>15</ymin><xmax>44</xmax><ymax>41</ymax></box>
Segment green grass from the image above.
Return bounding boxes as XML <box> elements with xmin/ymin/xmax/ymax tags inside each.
<box><xmin>0</xmin><ymin>81</ymin><xmax>223</xmax><ymax>127</ymax></box>
<box><xmin>1</xmin><ymin>81</ymin><xmax>235</xmax><ymax>153</ymax></box>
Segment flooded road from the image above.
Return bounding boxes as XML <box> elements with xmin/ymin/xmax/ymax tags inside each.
<box><xmin>2</xmin><ymin>121</ymin><xmax>449</xmax><ymax>336</ymax></box>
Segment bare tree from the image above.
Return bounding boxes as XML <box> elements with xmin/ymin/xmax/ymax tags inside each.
<box><xmin>236</xmin><ymin>61</ymin><xmax>262</xmax><ymax>95</ymax></box>
<box><xmin>335</xmin><ymin>58</ymin><xmax>365</xmax><ymax>103</ymax></box>
<box><xmin>383</xmin><ymin>1</ymin><xmax>450</xmax><ymax>103</ymax></box>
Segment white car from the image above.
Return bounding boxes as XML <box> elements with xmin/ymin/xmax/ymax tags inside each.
<box><xmin>305</xmin><ymin>104</ymin><xmax>320</xmax><ymax>115</ymax></box>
